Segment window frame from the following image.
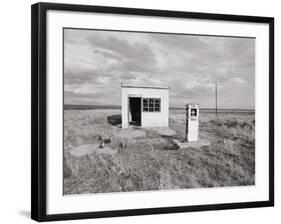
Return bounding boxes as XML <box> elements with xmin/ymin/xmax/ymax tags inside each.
<box><xmin>142</xmin><ymin>98</ymin><xmax>161</xmax><ymax>112</ymax></box>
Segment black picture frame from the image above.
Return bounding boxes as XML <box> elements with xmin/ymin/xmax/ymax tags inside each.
<box><xmin>31</xmin><ymin>2</ymin><xmax>274</xmax><ymax>222</ymax></box>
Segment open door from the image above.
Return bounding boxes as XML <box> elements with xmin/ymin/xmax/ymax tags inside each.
<box><xmin>128</xmin><ymin>97</ymin><xmax>141</xmax><ymax>126</ymax></box>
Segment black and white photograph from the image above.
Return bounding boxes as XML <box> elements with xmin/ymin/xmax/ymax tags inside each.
<box><xmin>63</xmin><ymin>28</ymin><xmax>255</xmax><ymax>195</ymax></box>
<box><xmin>29</xmin><ymin>2</ymin><xmax>275</xmax><ymax>221</ymax></box>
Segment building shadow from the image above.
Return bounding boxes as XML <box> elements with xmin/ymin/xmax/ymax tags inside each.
<box><xmin>107</xmin><ymin>114</ymin><xmax>122</xmax><ymax>126</ymax></box>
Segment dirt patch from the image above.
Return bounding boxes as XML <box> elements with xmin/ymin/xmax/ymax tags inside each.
<box><xmin>69</xmin><ymin>144</ymin><xmax>117</xmax><ymax>157</ymax></box>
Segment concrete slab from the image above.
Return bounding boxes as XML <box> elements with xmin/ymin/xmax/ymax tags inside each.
<box><xmin>117</xmin><ymin>128</ymin><xmax>146</xmax><ymax>139</ymax></box>
<box><xmin>173</xmin><ymin>139</ymin><xmax>211</xmax><ymax>149</ymax></box>
<box><xmin>69</xmin><ymin>144</ymin><xmax>117</xmax><ymax>157</ymax></box>
<box><xmin>150</xmin><ymin>127</ymin><xmax>177</xmax><ymax>136</ymax></box>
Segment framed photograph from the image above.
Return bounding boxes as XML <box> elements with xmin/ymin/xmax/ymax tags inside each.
<box><xmin>31</xmin><ymin>2</ymin><xmax>274</xmax><ymax>222</ymax></box>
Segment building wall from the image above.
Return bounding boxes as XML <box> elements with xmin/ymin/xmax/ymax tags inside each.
<box><xmin>121</xmin><ymin>87</ymin><xmax>169</xmax><ymax>128</ymax></box>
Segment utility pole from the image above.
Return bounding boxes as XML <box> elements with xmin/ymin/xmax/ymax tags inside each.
<box><xmin>215</xmin><ymin>82</ymin><xmax>218</xmax><ymax>118</ymax></box>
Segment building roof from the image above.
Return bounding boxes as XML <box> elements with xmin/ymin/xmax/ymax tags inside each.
<box><xmin>121</xmin><ymin>83</ymin><xmax>169</xmax><ymax>90</ymax></box>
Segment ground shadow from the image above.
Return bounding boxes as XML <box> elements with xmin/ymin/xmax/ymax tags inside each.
<box><xmin>107</xmin><ymin>114</ymin><xmax>122</xmax><ymax>126</ymax></box>
<box><xmin>18</xmin><ymin>210</ymin><xmax>30</xmax><ymax>218</ymax></box>
<box><xmin>162</xmin><ymin>139</ymin><xmax>179</xmax><ymax>151</ymax></box>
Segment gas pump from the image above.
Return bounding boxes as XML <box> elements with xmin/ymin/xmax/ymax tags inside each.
<box><xmin>186</xmin><ymin>104</ymin><xmax>199</xmax><ymax>142</ymax></box>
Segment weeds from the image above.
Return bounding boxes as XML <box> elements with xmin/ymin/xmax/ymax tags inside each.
<box><xmin>64</xmin><ymin>109</ymin><xmax>255</xmax><ymax>194</ymax></box>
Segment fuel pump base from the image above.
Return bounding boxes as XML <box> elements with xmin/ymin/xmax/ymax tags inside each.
<box><xmin>173</xmin><ymin>139</ymin><xmax>211</xmax><ymax>150</ymax></box>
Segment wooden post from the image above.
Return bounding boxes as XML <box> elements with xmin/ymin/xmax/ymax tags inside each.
<box><xmin>215</xmin><ymin>82</ymin><xmax>218</xmax><ymax>117</ymax></box>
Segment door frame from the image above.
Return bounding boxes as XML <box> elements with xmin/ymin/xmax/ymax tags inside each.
<box><xmin>127</xmin><ymin>94</ymin><xmax>142</xmax><ymax>126</ymax></box>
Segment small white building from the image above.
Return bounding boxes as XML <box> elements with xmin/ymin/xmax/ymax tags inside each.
<box><xmin>121</xmin><ymin>84</ymin><xmax>169</xmax><ymax>128</ymax></box>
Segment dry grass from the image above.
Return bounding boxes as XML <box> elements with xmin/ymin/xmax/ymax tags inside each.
<box><xmin>64</xmin><ymin>109</ymin><xmax>255</xmax><ymax>194</ymax></box>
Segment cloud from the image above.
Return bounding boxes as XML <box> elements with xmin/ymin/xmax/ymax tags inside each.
<box><xmin>151</xmin><ymin>34</ymin><xmax>207</xmax><ymax>52</ymax></box>
<box><xmin>229</xmin><ymin>77</ymin><xmax>248</xmax><ymax>85</ymax></box>
<box><xmin>87</xmin><ymin>34</ymin><xmax>157</xmax><ymax>72</ymax></box>
<box><xmin>64</xmin><ymin>29</ymin><xmax>255</xmax><ymax>109</ymax></box>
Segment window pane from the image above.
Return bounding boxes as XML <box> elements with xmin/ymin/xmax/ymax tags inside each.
<box><xmin>155</xmin><ymin>107</ymin><xmax>160</xmax><ymax>112</ymax></box>
<box><xmin>149</xmin><ymin>107</ymin><xmax>154</xmax><ymax>112</ymax></box>
<box><xmin>155</xmin><ymin>99</ymin><xmax>160</xmax><ymax>112</ymax></box>
<box><xmin>143</xmin><ymin>98</ymin><xmax>148</xmax><ymax>105</ymax></box>
<box><xmin>143</xmin><ymin>107</ymin><xmax>148</xmax><ymax>112</ymax></box>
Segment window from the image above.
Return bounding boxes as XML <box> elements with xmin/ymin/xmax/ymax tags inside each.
<box><xmin>191</xmin><ymin>108</ymin><xmax>197</xmax><ymax>116</ymax></box>
<box><xmin>142</xmin><ymin>98</ymin><xmax>161</xmax><ymax>112</ymax></box>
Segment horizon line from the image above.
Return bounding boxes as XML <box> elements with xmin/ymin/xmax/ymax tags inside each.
<box><xmin>64</xmin><ymin>104</ymin><xmax>255</xmax><ymax>111</ymax></box>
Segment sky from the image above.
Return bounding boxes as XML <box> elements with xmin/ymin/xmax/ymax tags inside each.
<box><xmin>64</xmin><ymin>29</ymin><xmax>255</xmax><ymax>109</ymax></box>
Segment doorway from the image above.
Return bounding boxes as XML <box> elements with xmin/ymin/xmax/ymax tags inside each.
<box><xmin>128</xmin><ymin>97</ymin><xmax>141</xmax><ymax>126</ymax></box>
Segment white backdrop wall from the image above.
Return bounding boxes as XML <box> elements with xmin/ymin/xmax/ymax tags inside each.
<box><xmin>0</xmin><ymin>0</ymin><xmax>279</xmax><ymax>223</ymax></box>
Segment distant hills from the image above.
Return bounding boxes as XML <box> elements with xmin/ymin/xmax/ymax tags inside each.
<box><xmin>64</xmin><ymin>104</ymin><xmax>254</xmax><ymax>113</ymax></box>
<box><xmin>64</xmin><ymin>104</ymin><xmax>121</xmax><ymax>110</ymax></box>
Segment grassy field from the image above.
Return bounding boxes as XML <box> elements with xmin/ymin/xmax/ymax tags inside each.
<box><xmin>63</xmin><ymin>109</ymin><xmax>255</xmax><ymax>195</ymax></box>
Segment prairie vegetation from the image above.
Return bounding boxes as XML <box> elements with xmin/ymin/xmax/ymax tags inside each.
<box><xmin>64</xmin><ymin>109</ymin><xmax>255</xmax><ymax>195</ymax></box>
